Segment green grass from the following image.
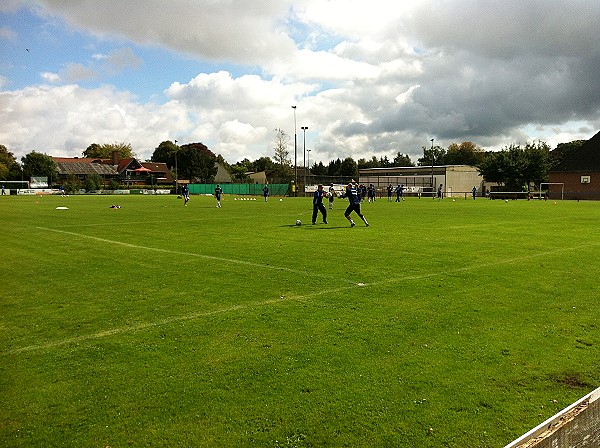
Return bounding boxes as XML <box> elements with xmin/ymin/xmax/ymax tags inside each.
<box><xmin>1</xmin><ymin>193</ymin><xmax>599</xmax><ymax>447</ymax></box>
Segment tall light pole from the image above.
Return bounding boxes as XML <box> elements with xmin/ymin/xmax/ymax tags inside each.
<box><xmin>307</xmin><ymin>149</ymin><xmax>311</xmax><ymax>174</ymax></box>
<box><xmin>292</xmin><ymin>105</ymin><xmax>297</xmax><ymax>196</ymax></box>
<box><xmin>301</xmin><ymin>126</ymin><xmax>308</xmax><ymax>195</ymax></box>
<box><xmin>174</xmin><ymin>139</ymin><xmax>178</xmax><ymax>194</ymax></box>
<box><xmin>430</xmin><ymin>138</ymin><xmax>434</xmax><ymax>195</ymax></box>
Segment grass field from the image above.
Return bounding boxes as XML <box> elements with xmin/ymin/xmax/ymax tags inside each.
<box><xmin>1</xmin><ymin>192</ymin><xmax>599</xmax><ymax>447</ymax></box>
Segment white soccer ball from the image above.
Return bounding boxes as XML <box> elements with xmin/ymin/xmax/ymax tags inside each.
<box><xmin>280</xmin><ymin>198</ymin><xmax>283</xmax><ymax>202</ymax></box>
<box><xmin>296</xmin><ymin>219</ymin><xmax>302</xmax><ymax>226</ymax></box>
<box><xmin>505</xmin><ymin>199</ymin><xmax>508</xmax><ymax>203</ymax></box>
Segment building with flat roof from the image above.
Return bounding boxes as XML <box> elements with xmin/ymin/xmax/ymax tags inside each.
<box><xmin>359</xmin><ymin>165</ymin><xmax>484</xmax><ymax>198</ymax></box>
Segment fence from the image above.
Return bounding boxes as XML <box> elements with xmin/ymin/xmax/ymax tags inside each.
<box><xmin>504</xmin><ymin>386</ymin><xmax>600</xmax><ymax>448</ymax></box>
<box><xmin>188</xmin><ymin>183</ymin><xmax>289</xmax><ymax>196</ymax></box>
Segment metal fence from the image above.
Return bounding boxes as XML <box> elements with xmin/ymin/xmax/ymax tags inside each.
<box><xmin>188</xmin><ymin>183</ymin><xmax>290</xmax><ymax>196</ymax></box>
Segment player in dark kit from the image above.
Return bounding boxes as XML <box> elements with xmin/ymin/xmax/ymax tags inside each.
<box><xmin>214</xmin><ymin>184</ymin><xmax>223</xmax><ymax>207</ymax></box>
<box><xmin>182</xmin><ymin>184</ymin><xmax>190</xmax><ymax>206</ymax></box>
<box><xmin>344</xmin><ymin>181</ymin><xmax>369</xmax><ymax>227</ymax></box>
<box><xmin>312</xmin><ymin>184</ymin><xmax>328</xmax><ymax>224</ymax></box>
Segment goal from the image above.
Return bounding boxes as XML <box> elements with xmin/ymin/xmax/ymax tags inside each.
<box><xmin>539</xmin><ymin>183</ymin><xmax>564</xmax><ymax>200</ymax></box>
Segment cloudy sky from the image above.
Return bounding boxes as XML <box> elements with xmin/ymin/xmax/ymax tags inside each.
<box><xmin>1</xmin><ymin>0</ymin><xmax>599</xmax><ymax>166</ymax></box>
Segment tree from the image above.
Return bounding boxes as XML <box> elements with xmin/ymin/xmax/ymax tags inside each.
<box><xmin>550</xmin><ymin>140</ymin><xmax>585</xmax><ymax>168</ymax></box>
<box><xmin>83</xmin><ymin>142</ymin><xmax>133</xmax><ymax>159</ymax></box>
<box><xmin>340</xmin><ymin>157</ymin><xmax>359</xmax><ymax>179</ymax></box>
<box><xmin>178</xmin><ymin>142</ymin><xmax>218</xmax><ymax>183</ymax></box>
<box><xmin>478</xmin><ymin>142</ymin><xmax>550</xmax><ymax>190</ymax></box>
<box><xmin>393</xmin><ymin>152</ymin><xmax>414</xmax><ymax>167</ymax></box>
<box><xmin>0</xmin><ymin>145</ymin><xmax>21</xmax><ymax>180</ymax></box>
<box><xmin>445</xmin><ymin>142</ymin><xmax>485</xmax><ymax>166</ymax></box>
<box><xmin>357</xmin><ymin>156</ymin><xmax>380</xmax><ymax>169</ymax></box>
<box><xmin>64</xmin><ymin>174</ymin><xmax>81</xmax><ymax>193</ymax></box>
<box><xmin>327</xmin><ymin>158</ymin><xmax>342</xmax><ymax>176</ymax></box>
<box><xmin>253</xmin><ymin>156</ymin><xmax>275</xmax><ymax>173</ymax></box>
<box><xmin>311</xmin><ymin>161</ymin><xmax>327</xmax><ymax>176</ymax></box>
<box><xmin>84</xmin><ymin>173</ymin><xmax>103</xmax><ymax>192</ymax></box>
<box><xmin>272</xmin><ymin>128</ymin><xmax>293</xmax><ymax>181</ymax></box>
<box><xmin>21</xmin><ymin>152</ymin><xmax>58</xmax><ymax>184</ymax></box>
<box><xmin>418</xmin><ymin>145</ymin><xmax>446</xmax><ymax>166</ymax></box>
<box><xmin>379</xmin><ymin>155</ymin><xmax>392</xmax><ymax>167</ymax></box>
<box><xmin>522</xmin><ymin>141</ymin><xmax>551</xmax><ymax>187</ymax></box>
<box><xmin>151</xmin><ymin>141</ymin><xmax>178</xmax><ymax>168</ymax></box>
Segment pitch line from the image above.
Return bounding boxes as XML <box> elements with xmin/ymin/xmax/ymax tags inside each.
<box><xmin>3</xmin><ymin>284</ymin><xmax>362</xmax><ymax>355</ymax></box>
<box><xmin>5</xmin><ymin>234</ymin><xmax>598</xmax><ymax>356</ymax></box>
<box><xmin>36</xmin><ymin>227</ymin><xmax>357</xmax><ymax>285</ymax></box>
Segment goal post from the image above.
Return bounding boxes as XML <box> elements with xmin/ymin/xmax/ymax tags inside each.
<box><xmin>1</xmin><ymin>180</ymin><xmax>30</xmax><ymax>192</ymax></box>
<box><xmin>539</xmin><ymin>183</ymin><xmax>564</xmax><ymax>200</ymax></box>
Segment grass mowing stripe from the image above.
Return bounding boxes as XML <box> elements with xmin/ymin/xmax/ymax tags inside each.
<box><xmin>3</xmin><ymin>284</ymin><xmax>365</xmax><ymax>355</ymax></box>
<box><xmin>36</xmin><ymin>226</ymin><xmax>358</xmax><ymax>285</ymax></box>
<box><xmin>7</xmin><ymin>237</ymin><xmax>594</xmax><ymax>356</ymax></box>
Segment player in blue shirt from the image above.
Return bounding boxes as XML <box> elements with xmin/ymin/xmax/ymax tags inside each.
<box><xmin>312</xmin><ymin>184</ymin><xmax>328</xmax><ymax>224</ymax></box>
<box><xmin>214</xmin><ymin>184</ymin><xmax>223</xmax><ymax>207</ymax></box>
<box><xmin>182</xmin><ymin>184</ymin><xmax>190</xmax><ymax>206</ymax></box>
<box><xmin>344</xmin><ymin>181</ymin><xmax>369</xmax><ymax>227</ymax></box>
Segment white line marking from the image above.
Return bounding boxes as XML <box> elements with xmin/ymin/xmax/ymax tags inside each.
<box><xmin>36</xmin><ymin>227</ymin><xmax>356</xmax><ymax>284</ymax></box>
<box><xmin>5</xmin><ymin>232</ymin><xmax>597</xmax><ymax>356</ymax></box>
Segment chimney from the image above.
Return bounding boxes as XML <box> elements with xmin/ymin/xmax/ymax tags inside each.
<box><xmin>112</xmin><ymin>150</ymin><xmax>119</xmax><ymax>166</ymax></box>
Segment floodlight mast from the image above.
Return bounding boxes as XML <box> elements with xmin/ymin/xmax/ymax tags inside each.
<box><xmin>292</xmin><ymin>105</ymin><xmax>297</xmax><ymax>196</ymax></box>
<box><xmin>430</xmin><ymin>138</ymin><xmax>434</xmax><ymax>195</ymax></box>
<box><xmin>301</xmin><ymin>126</ymin><xmax>308</xmax><ymax>194</ymax></box>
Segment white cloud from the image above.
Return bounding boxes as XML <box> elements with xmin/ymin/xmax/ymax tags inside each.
<box><xmin>0</xmin><ymin>26</ymin><xmax>17</xmax><ymax>41</ymax></box>
<box><xmin>40</xmin><ymin>72</ymin><xmax>60</xmax><ymax>83</ymax></box>
<box><xmin>0</xmin><ymin>84</ymin><xmax>192</xmax><ymax>160</ymax></box>
<box><xmin>1</xmin><ymin>0</ymin><xmax>599</xmax><ymax>167</ymax></box>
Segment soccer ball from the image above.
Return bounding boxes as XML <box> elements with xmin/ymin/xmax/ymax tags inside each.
<box><xmin>296</xmin><ymin>219</ymin><xmax>302</xmax><ymax>226</ymax></box>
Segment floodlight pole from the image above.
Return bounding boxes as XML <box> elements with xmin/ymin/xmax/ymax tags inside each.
<box><xmin>430</xmin><ymin>138</ymin><xmax>434</xmax><ymax>194</ymax></box>
<box><xmin>174</xmin><ymin>139</ymin><xmax>178</xmax><ymax>194</ymax></box>
<box><xmin>292</xmin><ymin>105</ymin><xmax>297</xmax><ymax>196</ymax></box>
<box><xmin>301</xmin><ymin>126</ymin><xmax>308</xmax><ymax>195</ymax></box>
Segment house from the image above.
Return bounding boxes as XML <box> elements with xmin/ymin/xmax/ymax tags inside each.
<box><xmin>115</xmin><ymin>158</ymin><xmax>173</xmax><ymax>186</ymax></box>
<box><xmin>53</xmin><ymin>154</ymin><xmax>174</xmax><ymax>187</ymax></box>
<box><xmin>548</xmin><ymin>131</ymin><xmax>600</xmax><ymax>200</ymax></box>
<box><xmin>53</xmin><ymin>157</ymin><xmax>119</xmax><ymax>183</ymax></box>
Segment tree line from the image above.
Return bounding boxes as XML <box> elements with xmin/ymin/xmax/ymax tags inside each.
<box><xmin>0</xmin><ymin>131</ymin><xmax>587</xmax><ymax>191</ymax></box>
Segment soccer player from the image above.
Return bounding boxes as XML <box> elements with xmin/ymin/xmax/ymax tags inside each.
<box><xmin>367</xmin><ymin>184</ymin><xmax>376</xmax><ymax>203</ymax></box>
<box><xmin>262</xmin><ymin>185</ymin><xmax>269</xmax><ymax>202</ymax></box>
<box><xmin>344</xmin><ymin>181</ymin><xmax>369</xmax><ymax>227</ymax></box>
<box><xmin>328</xmin><ymin>183</ymin><xmax>335</xmax><ymax>209</ymax></box>
<box><xmin>312</xmin><ymin>184</ymin><xmax>328</xmax><ymax>225</ymax></box>
<box><xmin>215</xmin><ymin>184</ymin><xmax>223</xmax><ymax>207</ymax></box>
<box><xmin>182</xmin><ymin>184</ymin><xmax>190</xmax><ymax>206</ymax></box>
